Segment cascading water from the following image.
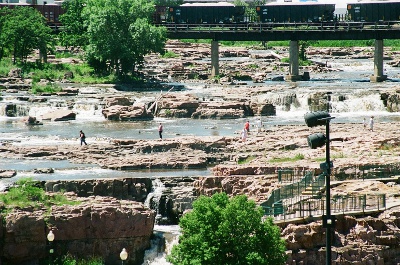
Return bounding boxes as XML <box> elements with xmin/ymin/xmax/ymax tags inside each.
<box><xmin>141</xmin><ymin>225</ymin><xmax>180</xmax><ymax>265</ymax></box>
<box><xmin>144</xmin><ymin>178</ymin><xmax>167</xmax><ymax>223</ymax></box>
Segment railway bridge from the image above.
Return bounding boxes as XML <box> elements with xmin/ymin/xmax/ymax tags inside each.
<box><xmin>165</xmin><ymin>23</ymin><xmax>400</xmax><ymax>82</ymax></box>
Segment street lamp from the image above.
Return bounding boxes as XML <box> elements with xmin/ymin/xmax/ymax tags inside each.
<box><xmin>120</xmin><ymin>248</ymin><xmax>128</xmax><ymax>265</ymax></box>
<box><xmin>47</xmin><ymin>230</ymin><xmax>55</xmax><ymax>264</ymax></box>
<box><xmin>304</xmin><ymin>92</ymin><xmax>335</xmax><ymax>265</ymax></box>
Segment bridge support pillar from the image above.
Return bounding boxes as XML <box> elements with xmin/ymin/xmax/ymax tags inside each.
<box><xmin>211</xmin><ymin>40</ymin><xmax>219</xmax><ymax>77</ymax></box>
<box><xmin>370</xmin><ymin>39</ymin><xmax>387</xmax><ymax>82</ymax></box>
<box><xmin>285</xmin><ymin>40</ymin><xmax>303</xmax><ymax>82</ymax></box>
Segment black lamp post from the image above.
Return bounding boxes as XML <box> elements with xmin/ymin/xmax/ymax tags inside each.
<box><xmin>47</xmin><ymin>230</ymin><xmax>55</xmax><ymax>265</ymax></box>
<box><xmin>304</xmin><ymin>92</ymin><xmax>335</xmax><ymax>265</ymax></box>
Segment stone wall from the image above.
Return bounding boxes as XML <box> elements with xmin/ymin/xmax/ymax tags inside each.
<box><xmin>0</xmin><ymin>196</ymin><xmax>155</xmax><ymax>265</ymax></box>
<box><xmin>44</xmin><ymin>178</ymin><xmax>152</xmax><ymax>201</ymax></box>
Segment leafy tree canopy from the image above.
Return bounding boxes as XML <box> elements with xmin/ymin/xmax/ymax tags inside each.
<box><xmin>60</xmin><ymin>0</ymin><xmax>88</xmax><ymax>47</ymax></box>
<box><xmin>167</xmin><ymin>193</ymin><xmax>287</xmax><ymax>265</ymax></box>
<box><xmin>2</xmin><ymin>6</ymin><xmax>53</xmax><ymax>64</ymax></box>
<box><xmin>82</xmin><ymin>0</ymin><xmax>166</xmax><ymax>76</ymax></box>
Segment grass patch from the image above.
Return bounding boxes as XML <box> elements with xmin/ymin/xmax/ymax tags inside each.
<box><xmin>281</xmin><ymin>57</ymin><xmax>312</xmax><ymax>66</ymax></box>
<box><xmin>31</xmin><ymin>82</ymin><xmax>62</xmax><ymax>94</ymax></box>
<box><xmin>314</xmin><ymin>157</ymin><xmax>326</xmax><ymax>162</ymax></box>
<box><xmin>379</xmin><ymin>142</ymin><xmax>397</xmax><ymax>150</ymax></box>
<box><xmin>161</xmin><ymin>51</ymin><xmax>179</xmax><ymax>58</ymax></box>
<box><xmin>332</xmin><ymin>152</ymin><xmax>346</xmax><ymax>159</ymax></box>
<box><xmin>0</xmin><ymin>58</ymin><xmax>13</xmax><ymax>77</ymax></box>
<box><xmin>238</xmin><ymin>155</ymin><xmax>256</xmax><ymax>164</ymax></box>
<box><xmin>0</xmin><ymin>177</ymin><xmax>79</xmax><ymax>214</ymax></box>
<box><xmin>55</xmin><ymin>51</ymin><xmax>76</xmax><ymax>59</ymax></box>
<box><xmin>269</xmin><ymin>153</ymin><xmax>304</xmax><ymax>163</ymax></box>
<box><xmin>59</xmin><ymin>255</ymin><xmax>104</xmax><ymax>265</ymax></box>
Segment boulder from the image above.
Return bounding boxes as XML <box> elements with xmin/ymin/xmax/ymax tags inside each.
<box><xmin>103</xmin><ymin>96</ymin><xmax>134</xmax><ymax>107</ymax></box>
<box><xmin>8</xmin><ymin>68</ymin><xmax>22</xmax><ymax>78</ymax></box>
<box><xmin>102</xmin><ymin>104</ymin><xmax>153</xmax><ymax>121</ymax></box>
<box><xmin>41</xmin><ymin>109</ymin><xmax>76</xmax><ymax>121</ymax></box>
<box><xmin>0</xmin><ymin>170</ymin><xmax>17</xmax><ymax>178</ymax></box>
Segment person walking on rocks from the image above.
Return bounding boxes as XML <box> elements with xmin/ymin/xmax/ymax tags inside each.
<box><xmin>363</xmin><ymin>118</ymin><xmax>367</xmax><ymax>129</ymax></box>
<box><xmin>158</xmin><ymin>123</ymin><xmax>163</xmax><ymax>139</ymax></box>
<box><xmin>369</xmin><ymin>116</ymin><xmax>374</xmax><ymax>132</ymax></box>
<box><xmin>245</xmin><ymin>120</ymin><xmax>250</xmax><ymax>133</ymax></box>
<box><xmin>241</xmin><ymin>126</ymin><xmax>248</xmax><ymax>142</ymax></box>
<box><xmin>256</xmin><ymin>117</ymin><xmax>263</xmax><ymax>133</ymax></box>
<box><xmin>79</xmin><ymin>130</ymin><xmax>87</xmax><ymax>145</ymax></box>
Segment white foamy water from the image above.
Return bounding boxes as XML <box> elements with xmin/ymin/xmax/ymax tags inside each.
<box><xmin>142</xmin><ymin>225</ymin><xmax>180</xmax><ymax>265</ymax></box>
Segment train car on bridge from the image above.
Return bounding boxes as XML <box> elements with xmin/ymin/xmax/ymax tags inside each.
<box><xmin>166</xmin><ymin>2</ymin><xmax>246</xmax><ymax>24</ymax></box>
<box><xmin>346</xmin><ymin>0</ymin><xmax>400</xmax><ymax>23</ymax></box>
<box><xmin>256</xmin><ymin>2</ymin><xmax>336</xmax><ymax>23</ymax></box>
<box><xmin>0</xmin><ymin>2</ymin><xmax>64</xmax><ymax>29</ymax></box>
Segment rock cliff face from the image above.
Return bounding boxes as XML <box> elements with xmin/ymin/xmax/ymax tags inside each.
<box><xmin>282</xmin><ymin>211</ymin><xmax>400</xmax><ymax>265</ymax></box>
<box><xmin>45</xmin><ymin>178</ymin><xmax>152</xmax><ymax>201</ymax></box>
<box><xmin>0</xmin><ymin>195</ymin><xmax>155</xmax><ymax>265</ymax></box>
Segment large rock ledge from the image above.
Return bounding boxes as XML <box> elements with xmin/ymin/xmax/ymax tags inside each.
<box><xmin>282</xmin><ymin>209</ymin><xmax>400</xmax><ymax>265</ymax></box>
<box><xmin>0</xmin><ymin>195</ymin><xmax>155</xmax><ymax>265</ymax></box>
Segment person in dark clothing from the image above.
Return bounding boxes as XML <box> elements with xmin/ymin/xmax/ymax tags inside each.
<box><xmin>79</xmin><ymin>130</ymin><xmax>87</xmax><ymax>145</ymax></box>
<box><xmin>158</xmin><ymin>123</ymin><xmax>163</xmax><ymax>139</ymax></box>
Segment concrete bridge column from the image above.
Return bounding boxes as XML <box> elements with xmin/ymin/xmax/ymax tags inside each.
<box><xmin>370</xmin><ymin>39</ymin><xmax>387</xmax><ymax>82</ymax></box>
<box><xmin>285</xmin><ymin>40</ymin><xmax>303</xmax><ymax>82</ymax></box>
<box><xmin>211</xmin><ymin>40</ymin><xmax>219</xmax><ymax>77</ymax></box>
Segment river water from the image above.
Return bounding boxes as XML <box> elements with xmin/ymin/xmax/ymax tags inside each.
<box><xmin>1</xmin><ymin>55</ymin><xmax>400</xmax><ymax>264</ymax></box>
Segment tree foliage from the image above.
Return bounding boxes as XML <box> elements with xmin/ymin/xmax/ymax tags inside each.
<box><xmin>82</xmin><ymin>0</ymin><xmax>166</xmax><ymax>76</ymax></box>
<box><xmin>59</xmin><ymin>0</ymin><xmax>88</xmax><ymax>47</ymax></box>
<box><xmin>167</xmin><ymin>193</ymin><xmax>287</xmax><ymax>265</ymax></box>
<box><xmin>1</xmin><ymin>6</ymin><xmax>53</xmax><ymax>64</ymax></box>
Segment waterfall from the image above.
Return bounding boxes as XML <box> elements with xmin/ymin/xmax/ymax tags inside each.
<box><xmin>0</xmin><ymin>103</ymin><xmax>30</xmax><ymax>117</ymax></box>
<box><xmin>143</xmin><ymin>179</ymin><xmax>179</xmax><ymax>265</ymax></box>
<box><xmin>144</xmin><ymin>178</ymin><xmax>166</xmax><ymax>223</ymax></box>
<box><xmin>259</xmin><ymin>89</ymin><xmax>386</xmax><ymax>115</ymax></box>
<box><xmin>141</xmin><ymin>225</ymin><xmax>180</xmax><ymax>265</ymax></box>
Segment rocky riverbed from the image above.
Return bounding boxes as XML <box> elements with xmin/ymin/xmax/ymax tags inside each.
<box><xmin>2</xmin><ymin>40</ymin><xmax>400</xmax><ymax>264</ymax></box>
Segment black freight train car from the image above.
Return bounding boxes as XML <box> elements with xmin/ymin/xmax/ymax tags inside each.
<box><xmin>166</xmin><ymin>2</ymin><xmax>245</xmax><ymax>24</ymax></box>
<box><xmin>256</xmin><ymin>2</ymin><xmax>336</xmax><ymax>23</ymax></box>
<box><xmin>346</xmin><ymin>0</ymin><xmax>400</xmax><ymax>22</ymax></box>
<box><xmin>0</xmin><ymin>3</ymin><xmax>64</xmax><ymax>28</ymax></box>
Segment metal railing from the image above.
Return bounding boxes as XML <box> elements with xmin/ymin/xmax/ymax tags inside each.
<box><xmin>261</xmin><ymin>168</ymin><xmax>389</xmax><ymax>221</ymax></box>
<box><xmin>265</xmin><ymin>194</ymin><xmax>386</xmax><ymax>222</ymax></box>
<box><xmin>261</xmin><ymin>170</ymin><xmax>315</xmax><ymax>209</ymax></box>
<box><xmin>163</xmin><ymin>21</ymin><xmax>400</xmax><ymax>33</ymax></box>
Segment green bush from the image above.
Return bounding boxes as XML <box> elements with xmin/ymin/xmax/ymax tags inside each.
<box><xmin>0</xmin><ymin>177</ymin><xmax>79</xmax><ymax>214</ymax></box>
<box><xmin>161</xmin><ymin>51</ymin><xmax>179</xmax><ymax>58</ymax></box>
<box><xmin>58</xmin><ymin>255</ymin><xmax>104</xmax><ymax>265</ymax></box>
<box><xmin>31</xmin><ymin>82</ymin><xmax>62</xmax><ymax>94</ymax></box>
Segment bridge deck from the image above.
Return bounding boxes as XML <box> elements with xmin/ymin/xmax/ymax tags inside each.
<box><xmin>164</xmin><ymin>22</ymin><xmax>400</xmax><ymax>41</ymax></box>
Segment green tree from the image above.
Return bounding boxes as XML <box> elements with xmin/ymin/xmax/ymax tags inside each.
<box><xmin>167</xmin><ymin>193</ymin><xmax>287</xmax><ymax>265</ymax></box>
<box><xmin>0</xmin><ymin>7</ymin><xmax>9</xmax><ymax>61</ymax></box>
<box><xmin>2</xmin><ymin>6</ymin><xmax>53</xmax><ymax>64</ymax></box>
<box><xmin>59</xmin><ymin>0</ymin><xmax>88</xmax><ymax>47</ymax></box>
<box><xmin>83</xmin><ymin>0</ymin><xmax>166</xmax><ymax>76</ymax></box>
<box><xmin>235</xmin><ymin>0</ymin><xmax>267</xmax><ymax>21</ymax></box>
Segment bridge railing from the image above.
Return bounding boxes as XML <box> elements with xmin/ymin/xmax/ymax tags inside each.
<box><xmin>162</xmin><ymin>21</ymin><xmax>399</xmax><ymax>33</ymax></box>
<box><xmin>265</xmin><ymin>194</ymin><xmax>386</xmax><ymax>221</ymax></box>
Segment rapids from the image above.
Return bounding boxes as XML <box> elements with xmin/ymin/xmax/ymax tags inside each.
<box><xmin>1</xmin><ymin>55</ymin><xmax>400</xmax><ymax>264</ymax></box>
